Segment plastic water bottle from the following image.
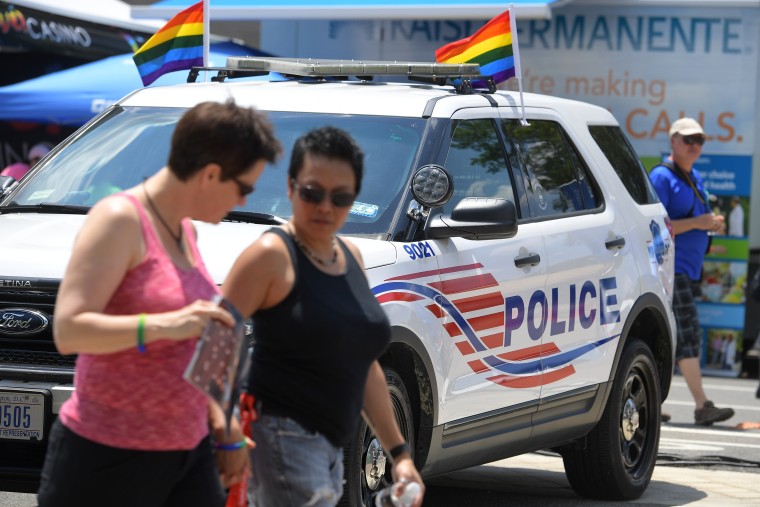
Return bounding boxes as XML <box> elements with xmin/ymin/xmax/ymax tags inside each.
<box><xmin>373</xmin><ymin>480</ymin><xmax>421</xmax><ymax>507</ymax></box>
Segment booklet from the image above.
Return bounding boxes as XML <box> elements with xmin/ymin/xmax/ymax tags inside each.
<box><xmin>183</xmin><ymin>294</ymin><xmax>249</xmax><ymax>434</ymax></box>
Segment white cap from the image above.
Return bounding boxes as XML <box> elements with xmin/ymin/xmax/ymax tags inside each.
<box><xmin>669</xmin><ymin>117</ymin><xmax>706</xmax><ymax>137</ymax></box>
<box><xmin>28</xmin><ymin>142</ymin><xmax>53</xmax><ymax>161</ymax></box>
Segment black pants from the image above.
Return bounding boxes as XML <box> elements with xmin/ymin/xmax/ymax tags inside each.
<box><xmin>37</xmin><ymin>420</ymin><xmax>225</xmax><ymax>507</ymax></box>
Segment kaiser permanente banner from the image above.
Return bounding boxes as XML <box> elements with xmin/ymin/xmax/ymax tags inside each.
<box><xmin>261</xmin><ymin>3</ymin><xmax>759</xmax><ymax>375</ymax></box>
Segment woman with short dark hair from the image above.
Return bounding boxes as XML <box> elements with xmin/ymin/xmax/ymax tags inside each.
<box><xmin>37</xmin><ymin>100</ymin><xmax>281</xmax><ymax>507</ymax></box>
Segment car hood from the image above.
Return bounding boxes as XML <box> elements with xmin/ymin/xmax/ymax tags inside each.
<box><xmin>0</xmin><ymin>214</ymin><xmax>397</xmax><ymax>282</ymax></box>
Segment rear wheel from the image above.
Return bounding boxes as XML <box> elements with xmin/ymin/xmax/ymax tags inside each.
<box><xmin>562</xmin><ymin>339</ymin><xmax>661</xmax><ymax>500</ymax></box>
<box><xmin>339</xmin><ymin>368</ymin><xmax>414</xmax><ymax>507</ymax></box>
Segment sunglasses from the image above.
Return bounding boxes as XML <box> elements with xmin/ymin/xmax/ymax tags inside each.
<box><xmin>682</xmin><ymin>135</ymin><xmax>705</xmax><ymax>146</ymax></box>
<box><xmin>230</xmin><ymin>176</ymin><xmax>255</xmax><ymax>197</ymax></box>
<box><xmin>291</xmin><ymin>180</ymin><xmax>355</xmax><ymax>208</ymax></box>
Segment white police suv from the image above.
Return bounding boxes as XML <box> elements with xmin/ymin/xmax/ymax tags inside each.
<box><xmin>0</xmin><ymin>58</ymin><xmax>675</xmax><ymax>503</ymax></box>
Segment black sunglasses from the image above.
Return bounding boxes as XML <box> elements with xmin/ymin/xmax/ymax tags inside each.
<box><xmin>230</xmin><ymin>176</ymin><xmax>255</xmax><ymax>197</ymax></box>
<box><xmin>682</xmin><ymin>135</ymin><xmax>705</xmax><ymax>146</ymax></box>
<box><xmin>291</xmin><ymin>180</ymin><xmax>355</xmax><ymax>208</ymax></box>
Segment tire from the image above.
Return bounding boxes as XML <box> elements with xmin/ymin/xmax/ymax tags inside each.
<box><xmin>562</xmin><ymin>339</ymin><xmax>661</xmax><ymax>500</ymax></box>
<box><xmin>339</xmin><ymin>368</ymin><xmax>415</xmax><ymax>507</ymax></box>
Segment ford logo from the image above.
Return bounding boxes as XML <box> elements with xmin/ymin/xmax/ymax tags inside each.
<box><xmin>0</xmin><ymin>308</ymin><xmax>50</xmax><ymax>336</ymax></box>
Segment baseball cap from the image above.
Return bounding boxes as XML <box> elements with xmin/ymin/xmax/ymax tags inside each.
<box><xmin>669</xmin><ymin>117</ymin><xmax>705</xmax><ymax>137</ymax></box>
<box><xmin>28</xmin><ymin>142</ymin><xmax>53</xmax><ymax>162</ymax></box>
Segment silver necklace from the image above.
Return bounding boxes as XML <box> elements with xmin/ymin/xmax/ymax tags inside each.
<box><xmin>288</xmin><ymin>225</ymin><xmax>338</xmax><ymax>267</ymax></box>
<box><xmin>142</xmin><ymin>181</ymin><xmax>184</xmax><ymax>253</ymax></box>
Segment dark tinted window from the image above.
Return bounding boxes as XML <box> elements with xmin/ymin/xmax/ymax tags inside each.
<box><xmin>502</xmin><ymin>119</ymin><xmax>600</xmax><ymax>219</ymax></box>
<box><xmin>588</xmin><ymin>125</ymin><xmax>659</xmax><ymax>205</ymax></box>
<box><xmin>442</xmin><ymin>119</ymin><xmax>515</xmax><ymax>215</ymax></box>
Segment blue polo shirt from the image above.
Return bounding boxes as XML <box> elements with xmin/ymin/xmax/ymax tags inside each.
<box><xmin>649</xmin><ymin>163</ymin><xmax>710</xmax><ymax>281</ymax></box>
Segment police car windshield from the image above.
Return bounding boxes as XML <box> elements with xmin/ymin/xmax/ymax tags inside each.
<box><xmin>7</xmin><ymin>106</ymin><xmax>426</xmax><ymax>236</ymax></box>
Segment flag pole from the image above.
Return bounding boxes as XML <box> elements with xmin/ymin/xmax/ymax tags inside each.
<box><xmin>203</xmin><ymin>0</ymin><xmax>210</xmax><ymax>81</ymax></box>
<box><xmin>509</xmin><ymin>4</ymin><xmax>529</xmax><ymax>126</ymax></box>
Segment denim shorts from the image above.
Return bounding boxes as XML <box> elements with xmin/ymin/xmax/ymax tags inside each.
<box><xmin>673</xmin><ymin>273</ymin><xmax>702</xmax><ymax>362</ymax></box>
<box><xmin>248</xmin><ymin>414</ymin><xmax>344</xmax><ymax>507</ymax></box>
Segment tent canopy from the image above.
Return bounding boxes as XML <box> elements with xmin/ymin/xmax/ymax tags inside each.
<box><xmin>0</xmin><ymin>41</ymin><xmax>274</xmax><ymax>126</ymax></box>
<box><xmin>132</xmin><ymin>0</ymin><xmax>565</xmax><ymax>20</ymax></box>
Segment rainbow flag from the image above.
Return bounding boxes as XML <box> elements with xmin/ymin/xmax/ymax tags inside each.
<box><xmin>435</xmin><ymin>8</ymin><xmax>520</xmax><ymax>85</ymax></box>
<box><xmin>132</xmin><ymin>1</ymin><xmax>205</xmax><ymax>86</ymax></box>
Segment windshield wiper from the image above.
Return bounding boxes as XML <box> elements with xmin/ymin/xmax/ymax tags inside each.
<box><xmin>223</xmin><ymin>211</ymin><xmax>286</xmax><ymax>225</ymax></box>
<box><xmin>0</xmin><ymin>203</ymin><xmax>90</xmax><ymax>215</ymax></box>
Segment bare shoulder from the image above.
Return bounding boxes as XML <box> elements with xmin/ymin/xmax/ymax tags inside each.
<box><xmin>87</xmin><ymin>193</ymin><xmax>139</xmax><ymax>227</ymax></box>
<box><xmin>230</xmin><ymin>228</ymin><xmax>292</xmax><ymax>279</ymax></box>
<box><xmin>79</xmin><ymin>194</ymin><xmax>140</xmax><ymax>241</ymax></box>
<box><xmin>245</xmin><ymin>228</ymin><xmax>291</xmax><ymax>265</ymax></box>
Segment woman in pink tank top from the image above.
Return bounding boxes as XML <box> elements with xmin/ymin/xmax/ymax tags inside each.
<box><xmin>37</xmin><ymin>101</ymin><xmax>281</xmax><ymax>507</ymax></box>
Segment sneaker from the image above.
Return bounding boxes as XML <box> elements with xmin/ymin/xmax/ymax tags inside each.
<box><xmin>661</xmin><ymin>412</ymin><xmax>671</xmax><ymax>423</ymax></box>
<box><xmin>694</xmin><ymin>401</ymin><xmax>735</xmax><ymax>426</ymax></box>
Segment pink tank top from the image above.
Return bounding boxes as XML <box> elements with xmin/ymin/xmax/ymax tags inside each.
<box><xmin>59</xmin><ymin>193</ymin><xmax>218</xmax><ymax>450</ymax></box>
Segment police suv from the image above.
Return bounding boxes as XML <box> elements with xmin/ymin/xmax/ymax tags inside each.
<box><xmin>0</xmin><ymin>58</ymin><xmax>675</xmax><ymax>504</ymax></box>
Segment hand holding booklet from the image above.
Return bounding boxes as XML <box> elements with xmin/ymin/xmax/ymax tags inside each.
<box><xmin>183</xmin><ymin>295</ymin><xmax>249</xmax><ymax>432</ymax></box>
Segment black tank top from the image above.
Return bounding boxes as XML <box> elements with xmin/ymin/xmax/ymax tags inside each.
<box><xmin>247</xmin><ymin>227</ymin><xmax>391</xmax><ymax>446</ymax></box>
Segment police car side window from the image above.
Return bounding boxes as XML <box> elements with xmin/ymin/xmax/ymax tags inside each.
<box><xmin>442</xmin><ymin>119</ymin><xmax>516</xmax><ymax>216</ymax></box>
<box><xmin>588</xmin><ymin>125</ymin><xmax>660</xmax><ymax>205</ymax></box>
<box><xmin>502</xmin><ymin>119</ymin><xmax>600</xmax><ymax>219</ymax></box>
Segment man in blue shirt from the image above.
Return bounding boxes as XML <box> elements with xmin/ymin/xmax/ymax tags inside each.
<box><xmin>649</xmin><ymin>117</ymin><xmax>734</xmax><ymax>426</ymax></box>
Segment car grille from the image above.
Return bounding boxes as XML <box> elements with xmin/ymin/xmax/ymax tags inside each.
<box><xmin>0</xmin><ymin>278</ymin><xmax>66</xmax><ymax>368</ymax></box>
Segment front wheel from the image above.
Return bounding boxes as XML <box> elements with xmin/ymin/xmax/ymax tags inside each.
<box><xmin>562</xmin><ymin>339</ymin><xmax>661</xmax><ymax>500</ymax></box>
<box><xmin>339</xmin><ymin>368</ymin><xmax>414</xmax><ymax>507</ymax></box>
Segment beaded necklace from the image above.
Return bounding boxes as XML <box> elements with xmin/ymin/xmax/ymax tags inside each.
<box><xmin>288</xmin><ymin>224</ymin><xmax>337</xmax><ymax>267</ymax></box>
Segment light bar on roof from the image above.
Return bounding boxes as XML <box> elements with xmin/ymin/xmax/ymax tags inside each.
<box><xmin>226</xmin><ymin>57</ymin><xmax>481</xmax><ymax>78</ymax></box>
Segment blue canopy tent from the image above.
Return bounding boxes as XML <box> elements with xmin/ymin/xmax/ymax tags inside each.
<box><xmin>0</xmin><ymin>41</ymin><xmax>275</xmax><ymax>126</ymax></box>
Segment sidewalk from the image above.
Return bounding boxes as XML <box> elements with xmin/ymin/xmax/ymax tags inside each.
<box><xmin>426</xmin><ymin>452</ymin><xmax>759</xmax><ymax>506</ymax></box>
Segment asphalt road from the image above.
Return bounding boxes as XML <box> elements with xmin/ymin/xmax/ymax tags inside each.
<box><xmin>3</xmin><ymin>374</ymin><xmax>759</xmax><ymax>507</ymax></box>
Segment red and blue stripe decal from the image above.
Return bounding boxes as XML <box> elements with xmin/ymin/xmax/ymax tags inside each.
<box><xmin>372</xmin><ymin>263</ymin><xmax>619</xmax><ymax>389</ymax></box>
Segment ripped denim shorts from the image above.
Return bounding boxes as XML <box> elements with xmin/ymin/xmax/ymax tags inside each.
<box><xmin>248</xmin><ymin>414</ymin><xmax>344</xmax><ymax>507</ymax></box>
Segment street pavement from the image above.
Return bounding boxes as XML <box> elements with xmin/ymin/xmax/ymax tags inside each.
<box><xmin>2</xmin><ymin>375</ymin><xmax>758</xmax><ymax>506</ymax></box>
<box><xmin>424</xmin><ymin>450</ymin><xmax>759</xmax><ymax>506</ymax></box>
<box><xmin>3</xmin><ymin>450</ymin><xmax>757</xmax><ymax>507</ymax></box>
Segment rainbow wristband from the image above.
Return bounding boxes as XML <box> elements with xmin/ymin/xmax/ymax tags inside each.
<box><xmin>214</xmin><ymin>439</ymin><xmax>247</xmax><ymax>451</ymax></box>
<box><xmin>137</xmin><ymin>313</ymin><xmax>147</xmax><ymax>353</ymax></box>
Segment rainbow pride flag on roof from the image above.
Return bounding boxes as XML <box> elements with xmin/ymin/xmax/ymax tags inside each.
<box><xmin>435</xmin><ymin>8</ymin><xmax>521</xmax><ymax>85</ymax></box>
<box><xmin>132</xmin><ymin>1</ymin><xmax>205</xmax><ymax>86</ymax></box>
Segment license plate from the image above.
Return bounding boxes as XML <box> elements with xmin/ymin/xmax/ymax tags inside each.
<box><xmin>0</xmin><ymin>390</ymin><xmax>47</xmax><ymax>441</ymax></box>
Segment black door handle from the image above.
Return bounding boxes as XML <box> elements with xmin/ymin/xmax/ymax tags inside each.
<box><xmin>605</xmin><ymin>236</ymin><xmax>626</xmax><ymax>250</ymax></box>
<box><xmin>514</xmin><ymin>253</ymin><xmax>541</xmax><ymax>268</ymax></box>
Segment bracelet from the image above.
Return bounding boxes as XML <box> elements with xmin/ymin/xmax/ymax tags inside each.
<box><xmin>388</xmin><ymin>442</ymin><xmax>411</xmax><ymax>462</ymax></box>
<box><xmin>137</xmin><ymin>313</ymin><xmax>147</xmax><ymax>353</ymax></box>
<box><xmin>214</xmin><ymin>438</ymin><xmax>247</xmax><ymax>451</ymax></box>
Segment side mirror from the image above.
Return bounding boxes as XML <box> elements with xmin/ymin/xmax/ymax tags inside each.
<box><xmin>427</xmin><ymin>197</ymin><xmax>518</xmax><ymax>240</ymax></box>
<box><xmin>0</xmin><ymin>175</ymin><xmax>17</xmax><ymax>199</ymax></box>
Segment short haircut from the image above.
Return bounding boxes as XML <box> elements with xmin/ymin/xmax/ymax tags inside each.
<box><xmin>288</xmin><ymin>126</ymin><xmax>364</xmax><ymax>194</ymax></box>
<box><xmin>168</xmin><ymin>100</ymin><xmax>281</xmax><ymax>181</ymax></box>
